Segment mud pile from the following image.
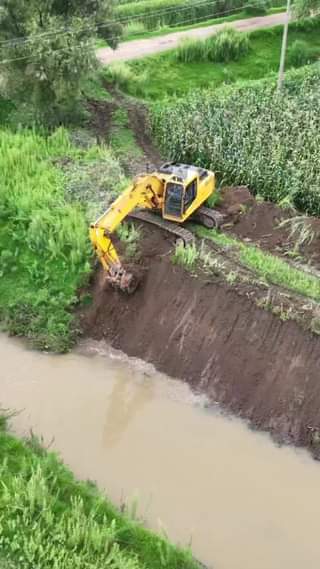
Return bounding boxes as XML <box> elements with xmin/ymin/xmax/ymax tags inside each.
<box><xmin>80</xmin><ymin>208</ymin><xmax>320</xmax><ymax>456</ymax></box>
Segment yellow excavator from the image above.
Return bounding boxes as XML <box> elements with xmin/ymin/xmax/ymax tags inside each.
<box><xmin>90</xmin><ymin>162</ymin><xmax>223</xmax><ymax>293</ymax></box>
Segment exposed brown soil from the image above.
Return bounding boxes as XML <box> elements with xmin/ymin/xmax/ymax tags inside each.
<box><xmin>219</xmin><ymin>186</ymin><xmax>320</xmax><ymax>269</ymax></box>
<box><xmin>84</xmin><ymin>97</ymin><xmax>320</xmax><ymax>456</ymax></box>
<box><xmin>80</xmin><ymin>223</ymin><xmax>320</xmax><ymax>458</ymax></box>
<box><xmin>86</xmin><ymin>99</ymin><xmax>116</xmax><ymax>144</ymax></box>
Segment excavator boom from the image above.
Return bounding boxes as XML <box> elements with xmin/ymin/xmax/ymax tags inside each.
<box><xmin>90</xmin><ymin>162</ymin><xmax>218</xmax><ymax>293</ymax></box>
<box><xmin>90</xmin><ymin>174</ymin><xmax>163</xmax><ymax>292</ymax></box>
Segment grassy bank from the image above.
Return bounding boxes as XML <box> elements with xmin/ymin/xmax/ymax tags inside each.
<box><xmin>112</xmin><ymin>18</ymin><xmax>320</xmax><ymax>99</ymax></box>
<box><xmin>0</xmin><ymin>418</ymin><xmax>198</xmax><ymax>569</ymax></box>
<box><xmin>194</xmin><ymin>228</ymin><xmax>320</xmax><ymax>302</ymax></box>
<box><xmin>0</xmin><ymin>127</ymin><xmax>125</xmax><ymax>351</ymax></box>
<box><xmin>152</xmin><ymin>62</ymin><xmax>320</xmax><ymax>215</ymax></box>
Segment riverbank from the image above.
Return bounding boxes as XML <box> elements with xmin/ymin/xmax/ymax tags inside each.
<box><xmin>0</xmin><ymin>411</ymin><xmax>199</xmax><ymax>569</ymax></box>
<box><xmin>2</xmin><ymin>333</ymin><xmax>320</xmax><ymax>569</ymax></box>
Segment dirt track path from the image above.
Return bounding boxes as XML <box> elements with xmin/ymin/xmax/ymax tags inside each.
<box><xmin>97</xmin><ymin>12</ymin><xmax>286</xmax><ymax>64</ymax></box>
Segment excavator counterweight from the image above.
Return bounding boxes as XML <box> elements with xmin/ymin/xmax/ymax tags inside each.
<box><xmin>90</xmin><ymin>162</ymin><xmax>221</xmax><ymax>293</ymax></box>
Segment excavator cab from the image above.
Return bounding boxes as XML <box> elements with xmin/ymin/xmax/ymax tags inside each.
<box><xmin>163</xmin><ymin>178</ymin><xmax>197</xmax><ymax>221</ymax></box>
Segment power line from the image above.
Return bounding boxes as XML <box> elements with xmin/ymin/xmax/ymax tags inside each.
<box><xmin>0</xmin><ymin>4</ymin><xmax>253</xmax><ymax>66</ymax></box>
<box><xmin>0</xmin><ymin>0</ymin><xmax>222</xmax><ymax>49</ymax></box>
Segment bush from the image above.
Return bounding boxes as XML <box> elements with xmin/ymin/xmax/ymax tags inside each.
<box><xmin>175</xmin><ymin>28</ymin><xmax>250</xmax><ymax>63</ymax></box>
<box><xmin>288</xmin><ymin>39</ymin><xmax>314</xmax><ymax>67</ymax></box>
<box><xmin>209</xmin><ymin>28</ymin><xmax>250</xmax><ymax>62</ymax></box>
<box><xmin>175</xmin><ymin>37</ymin><xmax>210</xmax><ymax>63</ymax></box>
<box><xmin>152</xmin><ymin>63</ymin><xmax>320</xmax><ymax>216</ymax></box>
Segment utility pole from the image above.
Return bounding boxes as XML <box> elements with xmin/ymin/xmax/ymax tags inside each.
<box><xmin>277</xmin><ymin>0</ymin><xmax>292</xmax><ymax>91</ymax></box>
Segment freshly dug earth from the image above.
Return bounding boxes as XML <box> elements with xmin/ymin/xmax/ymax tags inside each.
<box><xmin>219</xmin><ymin>187</ymin><xmax>320</xmax><ymax>269</ymax></box>
<box><xmin>80</xmin><ymin>225</ymin><xmax>320</xmax><ymax>458</ymax></box>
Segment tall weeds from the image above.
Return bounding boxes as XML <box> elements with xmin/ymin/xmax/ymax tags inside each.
<box><xmin>0</xmin><ymin>128</ymin><xmax>91</xmax><ymax>351</ymax></box>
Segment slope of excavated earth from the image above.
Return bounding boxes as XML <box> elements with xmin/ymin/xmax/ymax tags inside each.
<box><xmin>219</xmin><ymin>186</ymin><xmax>320</xmax><ymax>269</ymax></box>
<box><xmin>80</xmin><ymin>223</ymin><xmax>320</xmax><ymax>458</ymax></box>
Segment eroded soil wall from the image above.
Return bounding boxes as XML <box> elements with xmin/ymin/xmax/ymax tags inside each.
<box><xmin>81</xmin><ymin>230</ymin><xmax>320</xmax><ymax>454</ymax></box>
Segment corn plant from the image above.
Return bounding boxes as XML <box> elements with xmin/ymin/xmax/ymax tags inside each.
<box><xmin>152</xmin><ymin>62</ymin><xmax>320</xmax><ymax>216</ymax></box>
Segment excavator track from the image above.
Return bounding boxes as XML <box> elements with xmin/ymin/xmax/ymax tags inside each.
<box><xmin>128</xmin><ymin>209</ymin><xmax>195</xmax><ymax>246</ymax></box>
<box><xmin>192</xmin><ymin>206</ymin><xmax>225</xmax><ymax>229</ymax></box>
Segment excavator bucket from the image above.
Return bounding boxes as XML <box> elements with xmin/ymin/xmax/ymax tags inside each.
<box><xmin>107</xmin><ymin>267</ymin><xmax>139</xmax><ymax>295</ymax></box>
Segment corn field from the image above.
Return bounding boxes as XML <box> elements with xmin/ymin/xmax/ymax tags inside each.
<box><xmin>152</xmin><ymin>63</ymin><xmax>320</xmax><ymax>215</ymax></box>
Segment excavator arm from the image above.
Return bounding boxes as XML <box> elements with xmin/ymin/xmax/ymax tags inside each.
<box><xmin>90</xmin><ymin>174</ymin><xmax>163</xmax><ymax>292</ymax></box>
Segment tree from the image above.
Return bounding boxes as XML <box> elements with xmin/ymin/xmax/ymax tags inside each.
<box><xmin>0</xmin><ymin>1</ymin><xmax>121</xmax><ymax>124</ymax></box>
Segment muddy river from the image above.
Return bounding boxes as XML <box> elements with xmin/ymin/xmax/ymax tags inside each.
<box><xmin>1</xmin><ymin>334</ymin><xmax>320</xmax><ymax>569</ymax></box>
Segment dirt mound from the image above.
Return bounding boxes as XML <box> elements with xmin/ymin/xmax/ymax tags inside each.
<box><xmin>80</xmin><ymin>225</ymin><xmax>320</xmax><ymax>457</ymax></box>
<box><xmin>220</xmin><ymin>187</ymin><xmax>320</xmax><ymax>269</ymax></box>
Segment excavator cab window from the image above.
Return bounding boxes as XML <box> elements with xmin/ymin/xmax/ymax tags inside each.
<box><xmin>184</xmin><ymin>179</ymin><xmax>197</xmax><ymax>212</ymax></box>
<box><xmin>164</xmin><ymin>182</ymin><xmax>184</xmax><ymax>218</ymax></box>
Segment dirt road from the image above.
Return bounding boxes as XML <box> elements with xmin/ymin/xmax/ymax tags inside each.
<box><xmin>97</xmin><ymin>12</ymin><xmax>286</xmax><ymax>64</ymax></box>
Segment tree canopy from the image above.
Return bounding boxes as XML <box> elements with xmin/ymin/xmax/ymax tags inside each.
<box><xmin>0</xmin><ymin>0</ymin><xmax>121</xmax><ymax>124</ymax></box>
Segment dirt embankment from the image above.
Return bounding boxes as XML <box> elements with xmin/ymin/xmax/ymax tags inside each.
<box><xmin>80</xmin><ymin>219</ymin><xmax>320</xmax><ymax>458</ymax></box>
<box><xmin>84</xmin><ymin>93</ymin><xmax>320</xmax><ymax>455</ymax></box>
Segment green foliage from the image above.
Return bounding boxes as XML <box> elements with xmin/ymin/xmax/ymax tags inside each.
<box><xmin>172</xmin><ymin>242</ymin><xmax>199</xmax><ymax>268</ymax></box>
<box><xmin>117</xmin><ymin>222</ymin><xmax>141</xmax><ymax>258</ymax></box>
<box><xmin>115</xmin><ymin>0</ymin><xmax>245</xmax><ymax>30</ymax></box>
<box><xmin>287</xmin><ymin>39</ymin><xmax>316</xmax><ymax>67</ymax></box>
<box><xmin>294</xmin><ymin>0</ymin><xmax>320</xmax><ymax>17</ymax></box>
<box><xmin>245</xmin><ymin>0</ymin><xmax>270</xmax><ymax>15</ymax></box>
<box><xmin>175</xmin><ymin>28</ymin><xmax>250</xmax><ymax>63</ymax></box>
<box><xmin>0</xmin><ymin>128</ymin><xmax>92</xmax><ymax>351</ymax></box>
<box><xmin>123</xmin><ymin>21</ymin><xmax>147</xmax><ymax>39</ymax></box>
<box><xmin>210</xmin><ymin>28</ymin><xmax>250</xmax><ymax>62</ymax></box>
<box><xmin>196</xmin><ymin>227</ymin><xmax>320</xmax><ymax>301</ymax></box>
<box><xmin>0</xmin><ymin>1</ymin><xmax>120</xmax><ymax>125</ymax></box>
<box><xmin>152</xmin><ymin>63</ymin><xmax>320</xmax><ymax>215</ymax></box>
<box><xmin>103</xmin><ymin>64</ymin><xmax>147</xmax><ymax>97</ymax></box>
<box><xmin>122</xmin><ymin>19</ymin><xmax>320</xmax><ymax>99</ymax></box>
<box><xmin>0</xmin><ymin>427</ymin><xmax>198</xmax><ymax>569</ymax></box>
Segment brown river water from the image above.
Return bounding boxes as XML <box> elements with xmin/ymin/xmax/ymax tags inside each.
<box><xmin>1</xmin><ymin>333</ymin><xmax>320</xmax><ymax>569</ymax></box>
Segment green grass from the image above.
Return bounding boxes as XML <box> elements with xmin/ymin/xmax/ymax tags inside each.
<box><xmin>196</xmin><ymin>227</ymin><xmax>320</xmax><ymax>302</ymax></box>
<box><xmin>0</xmin><ymin>419</ymin><xmax>198</xmax><ymax>569</ymax></box>
<box><xmin>110</xmin><ymin>108</ymin><xmax>142</xmax><ymax>159</ymax></box>
<box><xmin>172</xmin><ymin>241</ymin><xmax>199</xmax><ymax>268</ymax></box>
<box><xmin>121</xmin><ymin>21</ymin><xmax>320</xmax><ymax>99</ymax></box>
<box><xmin>0</xmin><ymin>129</ymin><xmax>96</xmax><ymax>352</ymax></box>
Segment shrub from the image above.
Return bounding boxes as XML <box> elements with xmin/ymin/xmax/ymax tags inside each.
<box><xmin>209</xmin><ymin>28</ymin><xmax>250</xmax><ymax>62</ymax></box>
<box><xmin>175</xmin><ymin>37</ymin><xmax>210</xmax><ymax>63</ymax></box>
<box><xmin>152</xmin><ymin>63</ymin><xmax>320</xmax><ymax>216</ymax></box>
<box><xmin>288</xmin><ymin>40</ymin><xmax>314</xmax><ymax>67</ymax></box>
<box><xmin>175</xmin><ymin>28</ymin><xmax>250</xmax><ymax>63</ymax></box>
